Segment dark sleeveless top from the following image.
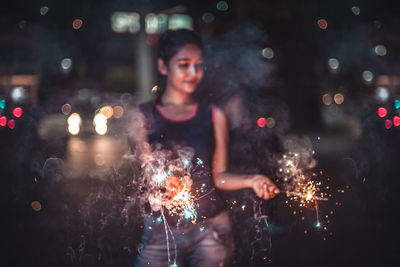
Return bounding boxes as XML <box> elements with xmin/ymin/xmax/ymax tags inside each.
<box><xmin>138</xmin><ymin>101</ymin><xmax>226</xmax><ymax>225</ymax></box>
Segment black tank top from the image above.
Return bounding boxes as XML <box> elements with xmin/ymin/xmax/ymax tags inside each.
<box><xmin>139</xmin><ymin>101</ymin><xmax>226</xmax><ymax>225</ymax></box>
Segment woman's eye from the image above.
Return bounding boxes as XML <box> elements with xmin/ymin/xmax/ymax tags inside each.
<box><xmin>178</xmin><ymin>63</ymin><xmax>189</xmax><ymax>68</ymax></box>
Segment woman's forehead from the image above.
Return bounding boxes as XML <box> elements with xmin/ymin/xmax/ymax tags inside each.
<box><xmin>174</xmin><ymin>44</ymin><xmax>203</xmax><ymax>61</ymax></box>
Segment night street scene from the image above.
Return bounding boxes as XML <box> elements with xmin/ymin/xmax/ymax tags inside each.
<box><xmin>1</xmin><ymin>0</ymin><xmax>400</xmax><ymax>266</ymax></box>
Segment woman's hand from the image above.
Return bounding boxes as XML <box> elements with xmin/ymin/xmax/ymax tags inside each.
<box><xmin>250</xmin><ymin>175</ymin><xmax>280</xmax><ymax>200</ymax></box>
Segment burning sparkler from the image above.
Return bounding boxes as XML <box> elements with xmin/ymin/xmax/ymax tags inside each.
<box><xmin>139</xmin><ymin>146</ymin><xmax>206</xmax><ymax>266</ymax></box>
<box><xmin>276</xmin><ymin>136</ymin><xmax>329</xmax><ymax>228</ymax></box>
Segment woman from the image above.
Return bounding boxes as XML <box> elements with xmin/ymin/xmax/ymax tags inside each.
<box><xmin>132</xmin><ymin>29</ymin><xmax>280</xmax><ymax>267</ymax></box>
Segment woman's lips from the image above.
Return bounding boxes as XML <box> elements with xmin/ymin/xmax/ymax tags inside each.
<box><xmin>184</xmin><ymin>80</ymin><xmax>197</xmax><ymax>84</ymax></box>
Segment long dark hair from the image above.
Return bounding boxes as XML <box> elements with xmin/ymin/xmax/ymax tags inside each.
<box><xmin>155</xmin><ymin>29</ymin><xmax>204</xmax><ymax>103</ymax></box>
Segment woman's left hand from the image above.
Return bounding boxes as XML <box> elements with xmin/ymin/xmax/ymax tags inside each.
<box><xmin>250</xmin><ymin>175</ymin><xmax>280</xmax><ymax>200</ymax></box>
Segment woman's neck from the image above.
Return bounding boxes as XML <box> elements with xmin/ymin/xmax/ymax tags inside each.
<box><xmin>160</xmin><ymin>89</ymin><xmax>195</xmax><ymax>106</ymax></box>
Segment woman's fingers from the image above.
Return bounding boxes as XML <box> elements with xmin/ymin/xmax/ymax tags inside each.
<box><xmin>262</xmin><ymin>182</ymin><xmax>271</xmax><ymax>199</ymax></box>
<box><xmin>264</xmin><ymin>179</ymin><xmax>280</xmax><ymax>195</ymax></box>
<box><xmin>261</xmin><ymin>180</ymin><xmax>278</xmax><ymax>199</ymax></box>
<box><xmin>251</xmin><ymin>175</ymin><xmax>280</xmax><ymax>200</ymax></box>
<box><xmin>255</xmin><ymin>182</ymin><xmax>264</xmax><ymax>198</ymax></box>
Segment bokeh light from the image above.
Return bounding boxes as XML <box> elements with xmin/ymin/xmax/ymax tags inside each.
<box><xmin>40</xmin><ymin>6</ymin><xmax>49</xmax><ymax>16</ymax></box>
<box><xmin>145</xmin><ymin>13</ymin><xmax>168</xmax><ymax>34</ymax></box>
<box><xmin>168</xmin><ymin>14</ymin><xmax>193</xmax><ymax>30</ymax></box>
<box><xmin>31</xmin><ymin>201</ymin><xmax>42</xmax><ymax>212</ymax></box>
<box><xmin>67</xmin><ymin>113</ymin><xmax>82</xmax><ymax>125</ymax></box>
<box><xmin>61</xmin><ymin>58</ymin><xmax>72</xmax><ymax>70</ymax></box>
<box><xmin>111</xmin><ymin>12</ymin><xmax>141</xmax><ymax>34</ymax></box>
<box><xmin>61</xmin><ymin>103</ymin><xmax>72</xmax><ymax>115</ymax></box>
<box><xmin>262</xmin><ymin>48</ymin><xmax>274</xmax><ymax>59</ymax></box>
<box><xmin>0</xmin><ymin>99</ymin><xmax>5</xmax><ymax>109</ymax></box>
<box><xmin>68</xmin><ymin>124</ymin><xmax>80</xmax><ymax>135</ymax></box>
<box><xmin>393</xmin><ymin>116</ymin><xmax>400</xmax><ymax>127</ymax></box>
<box><xmin>0</xmin><ymin>116</ymin><xmax>7</xmax><ymax>126</ymax></box>
<box><xmin>146</xmin><ymin>13</ymin><xmax>159</xmax><ymax>34</ymax></box>
<box><xmin>394</xmin><ymin>99</ymin><xmax>400</xmax><ymax>109</ymax></box>
<box><xmin>95</xmin><ymin>123</ymin><xmax>108</xmax><ymax>135</ymax></box>
<box><xmin>120</xmin><ymin>93</ymin><xmax>133</xmax><ymax>105</ymax></box>
<box><xmin>385</xmin><ymin>119</ymin><xmax>392</xmax><ymax>129</ymax></box>
<box><xmin>11</xmin><ymin>86</ymin><xmax>26</xmax><ymax>103</ymax></box>
<box><xmin>100</xmin><ymin>106</ymin><xmax>114</xmax><ymax>119</ymax></box>
<box><xmin>113</xmin><ymin>106</ymin><xmax>124</xmax><ymax>118</ymax></box>
<box><xmin>12</xmin><ymin>107</ymin><xmax>23</xmax><ymax>118</ymax></box>
<box><xmin>374</xmin><ymin>45</ymin><xmax>387</xmax><ymax>56</ymax></box>
<box><xmin>374</xmin><ymin>20</ymin><xmax>382</xmax><ymax>29</ymax></box>
<box><xmin>266</xmin><ymin>117</ymin><xmax>276</xmax><ymax>128</ymax></box>
<box><xmin>93</xmin><ymin>113</ymin><xmax>108</xmax><ymax>135</ymax></box>
<box><xmin>146</xmin><ymin>34</ymin><xmax>158</xmax><ymax>46</ymax></box>
<box><xmin>317</xmin><ymin>19</ymin><xmax>328</xmax><ymax>30</ymax></box>
<box><xmin>377</xmin><ymin>107</ymin><xmax>387</xmax><ymax>118</ymax></box>
<box><xmin>217</xmin><ymin>1</ymin><xmax>229</xmax><ymax>11</ymax></box>
<box><xmin>362</xmin><ymin>70</ymin><xmax>373</xmax><ymax>83</ymax></box>
<box><xmin>322</xmin><ymin>94</ymin><xmax>332</xmax><ymax>106</ymax></box>
<box><xmin>333</xmin><ymin>93</ymin><xmax>344</xmax><ymax>104</ymax></box>
<box><xmin>257</xmin><ymin>117</ymin><xmax>267</xmax><ymax>128</ymax></box>
<box><xmin>202</xmin><ymin>13</ymin><xmax>215</xmax><ymax>23</ymax></box>
<box><xmin>72</xmin><ymin>19</ymin><xmax>83</xmax><ymax>30</ymax></box>
<box><xmin>8</xmin><ymin>119</ymin><xmax>15</xmax><ymax>129</ymax></box>
<box><xmin>67</xmin><ymin>113</ymin><xmax>82</xmax><ymax>135</ymax></box>
<box><xmin>93</xmin><ymin>113</ymin><xmax>107</xmax><ymax>125</ymax></box>
<box><xmin>351</xmin><ymin>6</ymin><xmax>360</xmax><ymax>15</ymax></box>
<box><xmin>328</xmin><ymin>58</ymin><xmax>339</xmax><ymax>70</ymax></box>
<box><xmin>375</xmin><ymin>87</ymin><xmax>389</xmax><ymax>102</ymax></box>
<box><xmin>18</xmin><ymin>20</ymin><xmax>26</xmax><ymax>29</ymax></box>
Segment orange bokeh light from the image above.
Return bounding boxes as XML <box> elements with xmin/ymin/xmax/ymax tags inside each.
<box><xmin>73</xmin><ymin>19</ymin><xmax>83</xmax><ymax>30</ymax></box>
<box><xmin>317</xmin><ymin>19</ymin><xmax>328</xmax><ymax>30</ymax></box>
<box><xmin>113</xmin><ymin>105</ymin><xmax>124</xmax><ymax>118</ymax></box>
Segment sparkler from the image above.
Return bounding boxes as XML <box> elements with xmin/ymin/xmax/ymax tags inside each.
<box><xmin>283</xmin><ymin>179</ymin><xmax>328</xmax><ymax>227</ymax></box>
<box><xmin>277</xmin><ymin>150</ymin><xmax>329</xmax><ymax>227</ymax></box>
<box><xmin>141</xmin><ymin>147</ymin><xmax>202</xmax><ymax>224</ymax></box>
<box><xmin>140</xmin><ymin>146</ymin><xmax>209</xmax><ymax>266</ymax></box>
<box><xmin>164</xmin><ymin>175</ymin><xmax>197</xmax><ymax>223</ymax></box>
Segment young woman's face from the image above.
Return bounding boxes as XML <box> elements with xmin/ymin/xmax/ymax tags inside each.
<box><xmin>159</xmin><ymin>44</ymin><xmax>204</xmax><ymax>95</ymax></box>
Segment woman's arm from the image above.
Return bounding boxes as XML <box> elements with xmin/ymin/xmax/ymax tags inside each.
<box><xmin>211</xmin><ymin>106</ymin><xmax>280</xmax><ymax>200</ymax></box>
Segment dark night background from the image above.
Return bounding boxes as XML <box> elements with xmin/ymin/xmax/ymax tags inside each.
<box><xmin>1</xmin><ymin>0</ymin><xmax>400</xmax><ymax>266</ymax></box>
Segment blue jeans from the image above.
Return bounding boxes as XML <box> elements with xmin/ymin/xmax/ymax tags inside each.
<box><xmin>135</xmin><ymin>211</ymin><xmax>234</xmax><ymax>267</ymax></box>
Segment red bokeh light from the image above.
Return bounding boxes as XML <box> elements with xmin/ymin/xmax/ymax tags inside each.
<box><xmin>72</xmin><ymin>19</ymin><xmax>83</xmax><ymax>30</ymax></box>
<box><xmin>13</xmin><ymin>107</ymin><xmax>23</xmax><ymax>118</ymax></box>
<box><xmin>317</xmin><ymin>19</ymin><xmax>328</xmax><ymax>30</ymax></box>
<box><xmin>146</xmin><ymin>34</ymin><xmax>159</xmax><ymax>46</ymax></box>
<box><xmin>385</xmin><ymin>119</ymin><xmax>392</xmax><ymax>129</ymax></box>
<box><xmin>0</xmin><ymin>116</ymin><xmax>6</xmax><ymax>126</ymax></box>
<box><xmin>257</xmin><ymin>117</ymin><xmax>267</xmax><ymax>128</ymax></box>
<box><xmin>393</xmin><ymin>116</ymin><xmax>400</xmax><ymax>127</ymax></box>
<box><xmin>377</xmin><ymin>107</ymin><xmax>387</xmax><ymax>118</ymax></box>
<box><xmin>8</xmin><ymin>119</ymin><xmax>15</xmax><ymax>129</ymax></box>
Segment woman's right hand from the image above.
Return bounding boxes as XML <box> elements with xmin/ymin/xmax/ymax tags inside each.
<box><xmin>250</xmin><ymin>175</ymin><xmax>280</xmax><ymax>200</ymax></box>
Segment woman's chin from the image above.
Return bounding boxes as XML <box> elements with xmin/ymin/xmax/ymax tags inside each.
<box><xmin>182</xmin><ymin>86</ymin><xmax>197</xmax><ymax>94</ymax></box>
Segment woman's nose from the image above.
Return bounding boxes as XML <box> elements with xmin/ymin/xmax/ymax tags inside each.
<box><xmin>188</xmin><ymin>64</ymin><xmax>202</xmax><ymax>77</ymax></box>
<box><xmin>188</xmin><ymin>64</ymin><xmax>196</xmax><ymax>76</ymax></box>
